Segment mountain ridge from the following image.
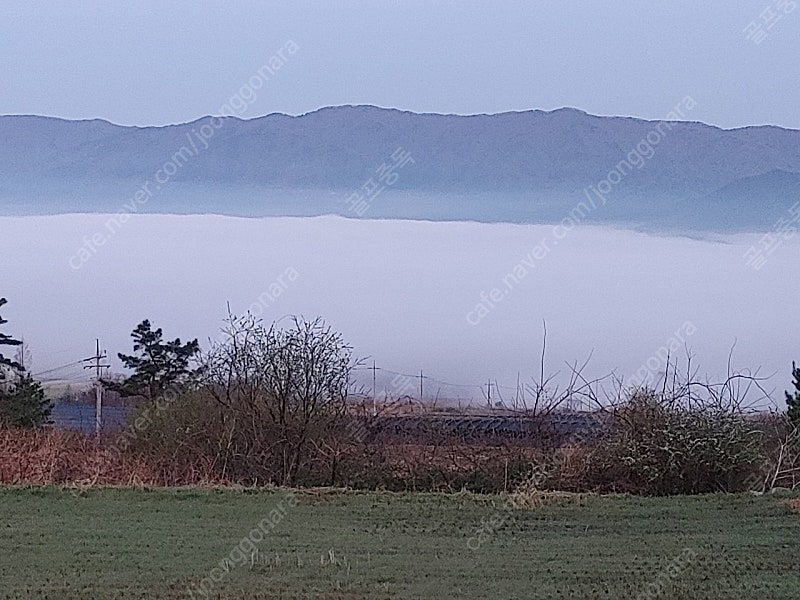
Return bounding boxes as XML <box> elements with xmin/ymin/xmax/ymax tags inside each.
<box><xmin>6</xmin><ymin>104</ymin><xmax>798</xmax><ymax>133</ymax></box>
<box><xmin>2</xmin><ymin>105</ymin><xmax>798</xmax><ymax>230</ymax></box>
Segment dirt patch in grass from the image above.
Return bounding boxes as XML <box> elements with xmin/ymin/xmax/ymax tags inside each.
<box><xmin>782</xmin><ymin>497</ymin><xmax>800</xmax><ymax>512</ymax></box>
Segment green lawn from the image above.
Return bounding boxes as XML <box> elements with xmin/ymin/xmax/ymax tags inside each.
<box><xmin>1</xmin><ymin>487</ymin><xmax>799</xmax><ymax>599</ymax></box>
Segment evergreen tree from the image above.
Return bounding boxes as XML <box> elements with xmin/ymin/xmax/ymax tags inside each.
<box><xmin>787</xmin><ymin>361</ymin><xmax>800</xmax><ymax>430</ymax></box>
<box><xmin>0</xmin><ymin>298</ymin><xmax>51</xmax><ymax>428</ymax></box>
<box><xmin>105</xmin><ymin>319</ymin><xmax>201</xmax><ymax>400</ymax></box>
<box><xmin>0</xmin><ymin>374</ymin><xmax>51</xmax><ymax>428</ymax></box>
<box><xmin>0</xmin><ymin>297</ymin><xmax>22</xmax><ymax>375</ymax></box>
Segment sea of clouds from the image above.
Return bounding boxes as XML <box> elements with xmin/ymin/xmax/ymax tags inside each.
<box><xmin>2</xmin><ymin>214</ymin><xmax>796</xmax><ymax>408</ymax></box>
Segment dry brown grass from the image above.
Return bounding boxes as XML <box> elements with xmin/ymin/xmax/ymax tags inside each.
<box><xmin>0</xmin><ymin>427</ymin><xmax>590</xmax><ymax>493</ymax></box>
<box><xmin>0</xmin><ymin>428</ymin><xmax>225</xmax><ymax>487</ymax></box>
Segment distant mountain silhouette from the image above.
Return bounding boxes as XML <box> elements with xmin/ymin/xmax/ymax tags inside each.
<box><xmin>2</xmin><ymin>105</ymin><xmax>798</xmax><ymax>230</ymax></box>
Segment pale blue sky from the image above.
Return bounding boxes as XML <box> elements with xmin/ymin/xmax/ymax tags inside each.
<box><xmin>1</xmin><ymin>1</ymin><xmax>798</xmax><ymax>129</ymax></box>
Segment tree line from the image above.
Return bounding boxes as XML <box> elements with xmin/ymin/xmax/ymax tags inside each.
<box><xmin>3</xmin><ymin>293</ymin><xmax>800</xmax><ymax>494</ymax></box>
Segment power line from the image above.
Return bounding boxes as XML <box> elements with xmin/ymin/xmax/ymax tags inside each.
<box><xmin>360</xmin><ymin>365</ymin><xmax>474</xmax><ymax>386</ymax></box>
<box><xmin>351</xmin><ymin>363</ymin><xmax>521</xmax><ymax>403</ymax></box>
<box><xmin>32</xmin><ymin>360</ymin><xmax>87</xmax><ymax>378</ymax></box>
<box><xmin>423</xmin><ymin>375</ymin><xmax>483</xmax><ymax>390</ymax></box>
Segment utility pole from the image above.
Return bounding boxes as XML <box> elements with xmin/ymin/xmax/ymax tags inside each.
<box><xmin>371</xmin><ymin>360</ymin><xmax>378</xmax><ymax>416</ymax></box>
<box><xmin>83</xmin><ymin>339</ymin><xmax>109</xmax><ymax>439</ymax></box>
<box><xmin>419</xmin><ymin>370</ymin><xmax>424</xmax><ymax>402</ymax></box>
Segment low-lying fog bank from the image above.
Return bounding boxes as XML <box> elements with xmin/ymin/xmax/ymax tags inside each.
<box><xmin>2</xmin><ymin>214</ymin><xmax>796</xmax><ymax>408</ymax></box>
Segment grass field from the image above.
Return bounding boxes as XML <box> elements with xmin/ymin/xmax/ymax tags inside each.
<box><xmin>1</xmin><ymin>487</ymin><xmax>800</xmax><ymax>599</ymax></box>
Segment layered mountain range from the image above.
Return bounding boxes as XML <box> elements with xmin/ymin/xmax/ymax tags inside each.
<box><xmin>2</xmin><ymin>105</ymin><xmax>798</xmax><ymax>230</ymax></box>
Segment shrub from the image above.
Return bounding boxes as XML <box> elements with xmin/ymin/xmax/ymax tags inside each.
<box><xmin>589</xmin><ymin>389</ymin><xmax>764</xmax><ymax>494</ymax></box>
<box><xmin>200</xmin><ymin>314</ymin><xmax>357</xmax><ymax>485</ymax></box>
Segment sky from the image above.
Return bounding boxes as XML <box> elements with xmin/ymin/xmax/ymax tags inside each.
<box><xmin>1</xmin><ymin>1</ymin><xmax>798</xmax><ymax>129</ymax></box>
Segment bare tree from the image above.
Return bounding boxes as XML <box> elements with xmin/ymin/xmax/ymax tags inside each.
<box><xmin>203</xmin><ymin>313</ymin><xmax>359</xmax><ymax>485</ymax></box>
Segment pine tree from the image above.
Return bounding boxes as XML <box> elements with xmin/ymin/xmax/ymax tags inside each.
<box><xmin>787</xmin><ymin>361</ymin><xmax>800</xmax><ymax>430</ymax></box>
<box><xmin>105</xmin><ymin>319</ymin><xmax>201</xmax><ymax>401</ymax></box>
<box><xmin>0</xmin><ymin>298</ymin><xmax>51</xmax><ymax>427</ymax></box>
<box><xmin>0</xmin><ymin>374</ymin><xmax>51</xmax><ymax>428</ymax></box>
<box><xmin>0</xmin><ymin>297</ymin><xmax>23</xmax><ymax>375</ymax></box>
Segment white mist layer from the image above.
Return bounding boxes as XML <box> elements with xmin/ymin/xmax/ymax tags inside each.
<box><xmin>2</xmin><ymin>214</ymin><xmax>797</xmax><ymax>409</ymax></box>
